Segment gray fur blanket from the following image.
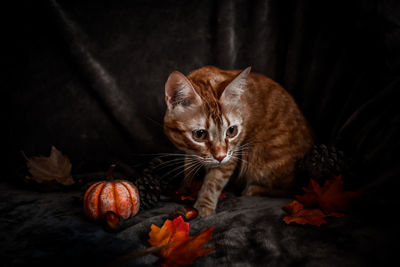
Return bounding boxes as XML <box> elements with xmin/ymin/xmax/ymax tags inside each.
<box><xmin>0</xmin><ymin>182</ymin><xmax>394</xmax><ymax>266</ymax></box>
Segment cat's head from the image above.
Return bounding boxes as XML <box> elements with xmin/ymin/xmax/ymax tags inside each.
<box><xmin>163</xmin><ymin>67</ymin><xmax>251</xmax><ymax>167</ymax></box>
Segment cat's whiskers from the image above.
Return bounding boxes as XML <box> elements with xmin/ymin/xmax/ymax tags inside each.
<box><xmin>231</xmin><ymin>154</ymin><xmax>248</xmax><ymax>163</ymax></box>
<box><xmin>171</xmin><ymin>160</ymin><xmax>204</xmax><ymax>186</ymax></box>
<box><xmin>181</xmin><ymin>160</ymin><xmax>204</xmax><ymax>185</ymax></box>
<box><xmin>159</xmin><ymin>156</ymin><xmax>201</xmax><ymax>180</ymax></box>
<box><xmin>159</xmin><ymin>162</ymin><xmax>187</xmax><ymax>180</ymax></box>
<box><xmin>152</xmin><ymin>157</ymin><xmax>186</xmax><ymax>171</ymax></box>
<box><xmin>236</xmin><ymin>142</ymin><xmax>253</xmax><ymax>149</ymax></box>
<box><xmin>186</xmin><ymin>161</ymin><xmax>204</xmax><ymax>182</ymax></box>
<box><xmin>149</xmin><ymin>153</ymin><xmax>194</xmax><ymax>158</ymax></box>
<box><xmin>232</xmin><ymin>142</ymin><xmax>253</xmax><ymax>153</ymax></box>
<box><xmin>230</xmin><ymin>144</ymin><xmax>251</xmax><ymax>170</ymax></box>
<box><xmin>141</xmin><ymin>153</ymin><xmax>203</xmax><ymax>172</ymax></box>
<box><xmin>231</xmin><ymin>149</ymin><xmax>248</xmax><ymax>155</ymax></box>
<box><xmin>202</xmin><ymin>157</ymin><xmax>217</xmax><ymax>165</ymax></box>
<box><xmin>132</xmin><ymin>152</ymin><xmax>204</xmax><ymax>161</ymax></box>
<box><xmin>231</xmin><ymin>149</ymin><xmax>249</xmax><ymax>157</ymax></box>
<box><xmin>230</xmin><ymin>155</ymin><xmax>250</xmax><ymax>173</ymax></box>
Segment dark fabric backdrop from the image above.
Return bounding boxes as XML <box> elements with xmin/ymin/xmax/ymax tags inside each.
<box><xmin>7</xmin><ymin>0</ymin><xmax>400</xmax><ymax>214</ymax></box>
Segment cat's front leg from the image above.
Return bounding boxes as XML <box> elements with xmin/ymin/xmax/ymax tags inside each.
<box><xmin>194</xmin><ymin>162</ymin><xmax>235</xmax><ymax>216</ymax></box>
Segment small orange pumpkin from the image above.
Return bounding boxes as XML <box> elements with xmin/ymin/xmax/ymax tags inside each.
<box><xmin>83</xmin><ymin>165</ymin><xmax>140</xmax><ymax>221</ymax></box>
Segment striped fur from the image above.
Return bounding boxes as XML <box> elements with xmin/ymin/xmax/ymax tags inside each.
<box><xmin>164</xmin><ymin>66</ymin><xmax>314</xmax><ymax>216</ymax></box>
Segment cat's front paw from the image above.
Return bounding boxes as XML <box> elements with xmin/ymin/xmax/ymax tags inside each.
<box><xmin>194</xmin><ymin>202</ymin><xmax>215</xmax><ymax>217</ymax></box>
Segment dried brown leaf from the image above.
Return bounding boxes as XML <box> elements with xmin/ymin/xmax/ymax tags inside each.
<box><xmin>25</xmin><ymin>146</ymin><xmax>74</xmax><ymax>186</ymax></box>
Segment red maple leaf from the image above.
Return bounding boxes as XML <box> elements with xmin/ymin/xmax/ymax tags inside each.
<box><xmin>283</xmin><ymin>200</ymin><xmax>344</xmax><ymax>226</ymax></box>
<box><xmin>284</xmin><ymin>175</ymin><xmax>361</xmax><ymax>226</ymax></box>
<box><xmin>148</xmin><ymin>216</ymin><xmax>215</xmax><ymax>267</ymax></box>
<box><xmin>296</xmin><ymin>175</ymin><xmax>362</xmax><ymax>213</ymax></box>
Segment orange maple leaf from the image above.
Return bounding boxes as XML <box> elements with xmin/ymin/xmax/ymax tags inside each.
<box><xmin>283</xmin><ymin>200</ymin><xmax>344</xmax><ymax>226</ymax></box>
<box><xmin>148</xmin><ymin>216</ymin><xmax>215</xmax><ymax>267</ymax></box>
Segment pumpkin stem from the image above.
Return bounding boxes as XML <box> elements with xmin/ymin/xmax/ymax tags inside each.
<box><xmin>107</xmin><ymin>164</ymin><xmax>116</xmax><ymax>180</ymax></box>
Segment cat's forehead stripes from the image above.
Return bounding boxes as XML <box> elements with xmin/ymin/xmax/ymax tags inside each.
<box><xmin>190</xmin><ymin>78</ymin><xmax>225</xmax><ymax>130</ymax></box>
<box><xmin>207</xmin><ymin>118</ymin><xmax>218</xmax><ymax>142</ymax></box>
<box><xmin>198</xmin><ymin>93</ymin><xmax>224</xmax><ymax>130</ymax></box>
<box><xmin>206</xmin><ymin>103</ymin><xmax>223</xmax><ymax>129</ymax></box>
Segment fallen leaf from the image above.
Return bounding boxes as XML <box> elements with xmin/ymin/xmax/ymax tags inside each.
<box><xmin>148</xmin><ymin>216</ymin><xmax>215</xmax><ymax>267</ymax></box>
<box><xmin>283</xmin><ymin>200</ymin><xmax>344</xmax><ymax>226</ymax></box>
<box><xmin>297</xmin><ymin>176</ymin><xmax>362</xmax><ymax>213</ymax></box>
<box><xmin>25</xmin><ymin>146</ymin><xmax>74</xmax><ymax>186</ymax></box>
<box><xmin>180</xmin><ymin>195</ymin><xmax>196</xmax><ymax>202</ymax></box>
<box><xmin>295</xmin><ymin>183</ymin><xmax>318</xmax><ymax>207</ymax></box>
<box><xmin>284</xmin><ymin>175</ymin><xmax>360</xmax><ymax>226</ymax></box>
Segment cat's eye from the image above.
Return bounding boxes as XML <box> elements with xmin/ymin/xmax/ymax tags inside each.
<box><xmin>192</xmin><ymin>129</ymin><xmax>207</xmax><ymax>141</ymax></box>
<box><xmin>226</xmin><ymin>125</ymin><xmax>238</xmax><ymax>138</ymax></box>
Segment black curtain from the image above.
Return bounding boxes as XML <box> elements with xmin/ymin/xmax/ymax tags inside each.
<box><xmin>8</xmin><ymin>0</ymin><xmax>400</xmax><ymax>204</ymax></box>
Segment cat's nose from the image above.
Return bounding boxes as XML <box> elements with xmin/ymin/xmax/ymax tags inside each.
<box><xmin>215</xmin><ymin>153</ymin><xmax>226</xmax><ymax>162</ymax></box>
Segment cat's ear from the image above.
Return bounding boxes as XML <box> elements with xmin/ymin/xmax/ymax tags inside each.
<box><xmin>220</xmin><ymin>66</ymin><xmax>251</xmax><ymax>105</ymax></box>
<box><xmin>165</xmin><ymin>71</ymin><xmax>202</xmax><ymax>110</ymax></box>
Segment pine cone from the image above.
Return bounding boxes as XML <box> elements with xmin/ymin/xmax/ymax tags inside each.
<box><xmin>134</xmin><ymin>157</ymin><xmax>177</xmax><ymax>211</ymax></box>
<box><xmin>135</xmin><ymin>175</ymin><xmax>160</xmax><ymax>210</ymax></box>
<box><xmin>297</xmin><ymin>144</ymin><xmax>347</xmax><ymax>184</ymax></box>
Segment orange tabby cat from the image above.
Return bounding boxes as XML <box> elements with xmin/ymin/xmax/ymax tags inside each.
<box><xmin>164</xmin><ymin>66</ymin><xmax>313</xmax><ymax>216</ymax></box>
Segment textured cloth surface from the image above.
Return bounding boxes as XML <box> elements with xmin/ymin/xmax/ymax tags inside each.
<box><xmin>0</xmin><ymin>183</ymin><xmax>394</xmax><ymax>266</ymax></box>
